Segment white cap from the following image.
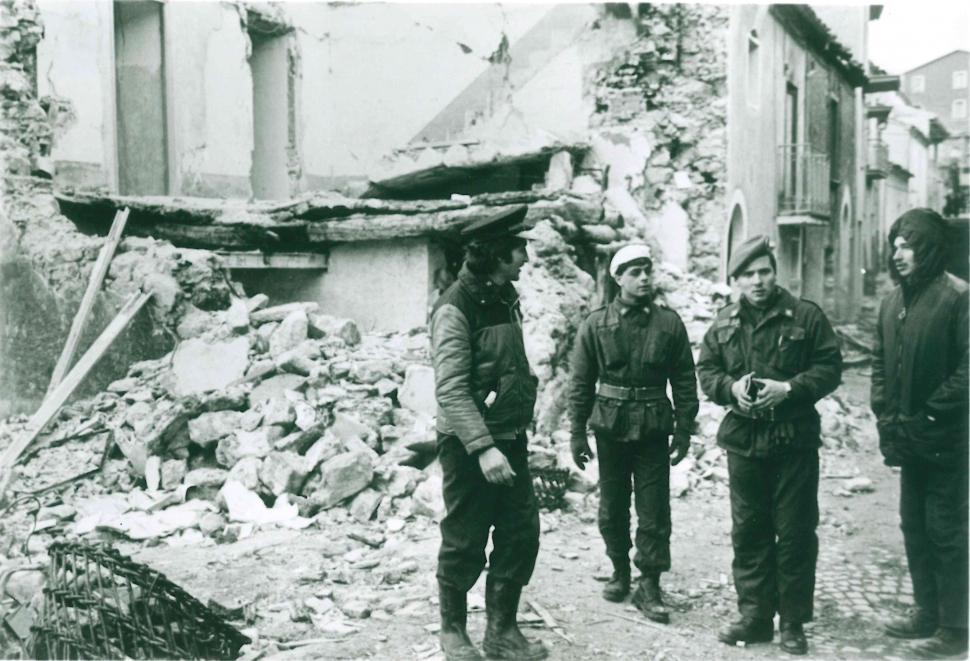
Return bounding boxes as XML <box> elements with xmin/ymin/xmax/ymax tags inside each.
<box><xmin>609</xmin><ymin>244</ymin><xmax>652</xmax><ymax>277</ymax></box>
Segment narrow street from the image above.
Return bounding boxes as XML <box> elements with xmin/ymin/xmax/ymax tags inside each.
<box><xmin>117</xmin><ymin>365</ymin><xmax>920</xmax><ymax>661</ymax></box>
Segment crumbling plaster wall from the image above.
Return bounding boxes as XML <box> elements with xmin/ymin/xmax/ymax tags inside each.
<box><xmin>289</xmin><ymin>2</ymin><xmax>550</xmax><ymax>192</ymax></box>
<box><xmin>413</xmin><ymin>4</ymin><xmax>729</xmax><ymax>278</ymax></box>
<box><xmin>35</xmin><ymin>0</ymin><xmax>114</xmax><ymax>189</ymax></box>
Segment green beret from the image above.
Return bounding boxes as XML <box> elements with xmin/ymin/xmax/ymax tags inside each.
<box><xmin>728</xmin><ymin>235</ymin><xmax>773</xmax><ymax>278</ymax></box>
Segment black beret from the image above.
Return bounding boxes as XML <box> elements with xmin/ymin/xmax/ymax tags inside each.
<box><xmin>460</xmin><ymin>205</ymin><xmax>530</xmax><ymax>241</ymax></box>
<box><xmin>728</xmin><ymin>235</ymin><xmax>773</xmax><ymax>278</ymax></box>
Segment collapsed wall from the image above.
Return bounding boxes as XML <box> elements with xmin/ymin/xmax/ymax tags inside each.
<box><xmin>588</xmin><ymin>3</ymin><xmax>728</xmax><ymax>279</ymax></box>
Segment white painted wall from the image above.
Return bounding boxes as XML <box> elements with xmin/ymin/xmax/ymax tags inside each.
<box><xmin>317</xmin><ymin>238</ymin><xmax>438</xmax><ymax>333</ymax></box>
<box><xmin>36</xmin><ymin>0</ymin><xmax>115</xmax><ymax>188</ymax></box>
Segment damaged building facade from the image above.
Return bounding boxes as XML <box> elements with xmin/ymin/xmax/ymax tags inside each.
<box><xmin>726</xmin><ymin>4</ymin><xmax>875</xmax><ymax>318</ymax></box>
<box><xmin>3</xmin><ymin>1</ymin><xmax>892</xmax><ymax>418</ymax></box>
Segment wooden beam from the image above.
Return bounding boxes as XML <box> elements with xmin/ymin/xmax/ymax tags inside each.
<box><xmin>217</xmin><ymin>251</ymin><xmax>329</xmax><ymax>269</ymax></box>
<box><xmin>47</xmin><ymin>207</ymin><xmax>130</xmax><ymax>392</ymax></box>
<box><xmin>0</xmin><ymin>291</ymin><xmax>153</xmax><ymax>503</ymax></box>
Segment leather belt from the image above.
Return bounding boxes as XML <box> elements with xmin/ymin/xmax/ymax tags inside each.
<box><xmin>597</xmin><ymin>383</ymin><xmax>666</xmax><ymax>402</ymax></box>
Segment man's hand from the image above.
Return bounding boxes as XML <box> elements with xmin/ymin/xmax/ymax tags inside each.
<box><xmin>668</xmin><ymin>432</ymin><xmax>690</xmax><ymax>466</ymax></box>
<box><xmin>571</xmin><ymin>433</ymin><xmax>594</xmax><ymax>470</ymax></box>
<box><xmin>730</xmin><ymin>372</ymin><xmax>755</xmax><ymax>413</ymax></box>
<box><xmin>478</xmin><ymin>447</ymin><xmax>516</xmax><ymax>486</ymax></box>
<box><xmin>750</xmin><ymin>378</ymin><xmax>790</xmax><ymax>411</ymax></box>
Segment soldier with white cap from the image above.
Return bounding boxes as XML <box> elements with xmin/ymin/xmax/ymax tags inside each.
<box><xmin>567</xmin><ymin>244</ymin><xmax>699</xmax><ymax>623</ymax></box>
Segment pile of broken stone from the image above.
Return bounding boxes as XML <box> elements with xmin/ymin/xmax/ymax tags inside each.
<box><xmin>3</xmin><ymin>295</ymin><xmax>448</xmax><ymax>549</ymax></box>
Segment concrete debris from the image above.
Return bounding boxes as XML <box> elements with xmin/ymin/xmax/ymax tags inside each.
<box><xmin>172</xmin><ymin>337</ymin><xmax>250</xmax><ymax>396</ymax></box>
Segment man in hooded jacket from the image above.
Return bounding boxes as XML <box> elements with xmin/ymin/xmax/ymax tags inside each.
<box><xmin>872</xmin><ymin>208</ymin><xmax>969</xmax><ymax>658</ymax></box>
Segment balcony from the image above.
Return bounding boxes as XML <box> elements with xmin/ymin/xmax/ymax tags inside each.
<box><xmin>777</xmin><ymin>144</ymin><xmax>831</xmax><ymax>221</ymax></box>
<box><xmin>867</xmin><ymin>139</ymin><xmax>890</xmax><ymax>180</ymax></box>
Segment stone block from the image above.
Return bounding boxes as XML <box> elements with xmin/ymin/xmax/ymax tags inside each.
<box><xmin>398</xmin><ymin>365</ymin><xmax>436</xmax><ymax>418</ymax></box>
<box><xmin>259</xmin><ymin>451</ymin><xmax>309</xmax><ymax>496</ymax></box>
<box><xmin>250</xmin><ymin>373</ymin><xmax>307</xmax><ymax>404</ymax></box>
<box><xmin>227</xmin><ymin>456</ymin><xmax>262</xmax><ymax>491</ymax></box>
<box><xmin>161</xmin><ymin>459</ymin><xmax>188</xmax><ymax>490</ymax></box>
<box><xmin>307</xmin><ymin>451</ymin><xmax>375</xmax><ymax>510</ymax></box>
<box><xmin>251</xmin><ymin>302</ymin><xmax>319</xmax><ymax>324</ymax></box>
<box><xmin>216</xmin><ymin>430</ymin><xmax>273</xmax><ymax>467</ymax></box>
<box><xmin>349</xmin><ymin>489</ymin><xmax>383</xmax><ymax>523</ymax></box>
<box><xmin>188</xmin><ymin>411</ymin><xmax>244</xmax><ymax>447</ymax></box>
<box><xmin>269</xmin><ymin>310</ymin><xmax>309</xmax><ymax>357</ymax></box>
<box><xmin>172</xmin><ymin>337</ymin><xmax>249</xmax><ymax>396</ymax></box>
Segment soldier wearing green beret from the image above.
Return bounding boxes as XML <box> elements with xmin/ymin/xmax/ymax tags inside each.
<box><xmin>697</xmin><ymin>235</ymin><xmax>842</xmax><ymax>655</ymax></box>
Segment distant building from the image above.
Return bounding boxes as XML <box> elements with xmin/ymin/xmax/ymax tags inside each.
<box><xmin>865</xmin><ymin>92</ymin><xmax>949</xmax><ymax>281</ymax></box>
<box><xmin>726</xmin><ymin>4</ymin><xmax>872</xmax><ymax>320</ymax></box>
<box><xmin>903</xmin><ymin>50</ymin><xmax>970</xmax><ymax>213</ymax></box>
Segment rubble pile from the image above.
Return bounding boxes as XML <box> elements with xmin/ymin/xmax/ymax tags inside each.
<box><xmin>590</xmin><ymin>3</ymin><xmax>728</xmax><ymax>278</ymax></box>
<box><xmin>2</xmin><ymin>294</ymin><xmax>447</xmax><ymax>546</ymax></box>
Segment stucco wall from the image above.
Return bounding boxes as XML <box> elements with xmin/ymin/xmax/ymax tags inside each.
<box><xmin>728</xmin><ymin>6</ymin><xmax>860</xmax><ymax>311</ymax></box>
<box><xmin>233</xmin><ymin>239</ymin><xmax>442</xmax><ymax>333</ymax></box>
<box><xmin>36</xmin><ymin>2</ymin><xmax>555</xmax><ymax>195</ymax></box>
<box><xmin>36</xmin><ymin>0</ymin><xmax>115</xmax><ymax>189</ymax></box>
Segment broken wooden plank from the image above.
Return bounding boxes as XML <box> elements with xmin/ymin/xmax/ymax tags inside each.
<box><xmin>0</xmin><ymin>291</ymin><xmax>153</xmax><ymax>503</ymax></box>
<box><xmin>527</xmin><ymin>599</ymin><xmax>575</xmax><ymax>645</ymax></box>
<box><xmin>47</xmin><ymin>207</ymin><xmax>130</xmax><ymax>392</ymax></box>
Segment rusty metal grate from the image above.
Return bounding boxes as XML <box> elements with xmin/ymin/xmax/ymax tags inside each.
<box><xmin>32</xmin><ymin>542</ymin><xmax>249</xmax><ymax>660</ymax></box>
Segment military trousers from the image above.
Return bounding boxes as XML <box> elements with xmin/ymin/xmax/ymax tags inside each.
<box><xmin>727</xmin><ymin>448</ymin><xmax>819</xmax><ymax>623</ymax></box>
<box><xmin>899</xmin><ymin>456</ymin><xmax>969</xmax><ymax>629</ymax></box>
<box><xmin>595</xmin><ymin>431</ymin><xmax>671</xmax><ymax>575</ymax></box>
<box><xmin>435</xmin><ymin>433</ymin><xmax>540</xmax><ymax>593</ymax></box>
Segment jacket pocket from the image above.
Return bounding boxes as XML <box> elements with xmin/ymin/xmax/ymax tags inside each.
<box><xmin>901</xmin><ymin>413</ymin><xmax>958</xmax><ymax>465</ymax></box>
<box><xmin>485</xmin><ymin>373</ymin><xmax>538</xmax><ymax>430</ymax></box>
<box><xmin>589</xmin><ymin>397</ymin><xmax>623</xmax><ymax>435</ymax></box>
<box><xmin>716</xmin><ymin>325</ymin><xmax>744</xmax><ymax>373</ymax></box>
<box><xmin>642</xmin><ymin>330</ymin><xmax>672</xmax><ymax>368</ymax></box>
<box><xmin>776</xmin><ymin>326</ymin><xmax>806</xmax><ymax>373</ymax></box>
<box><xmin>597</xmin><ymin>326</ymin><xmax>626</xmax><ymax>370</ymax></box>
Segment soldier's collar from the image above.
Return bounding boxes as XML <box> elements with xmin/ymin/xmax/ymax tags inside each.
<box><xmin>613</xmin><ymin>297</ymin><xmax>652</xmax><ymax>316</ymax></box>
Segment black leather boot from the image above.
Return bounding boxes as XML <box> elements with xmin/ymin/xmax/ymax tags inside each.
<box><xmin>482</xmin><ymin>576</ymin><xmax>548</xmax><ymax>660</ymax></box>
<box><xmin>631</xmin><ymin>574</ymin><xmax>670</xmax><ymax>624</ymax></box>
<box><xmin>779</xmin><ymin>621</ymin><xmax>808</xmax><ymax>655</ymax></box>
<box><xmin>911</xmin><ymin>627</ymin><xmax>968</xmax><ymax>659</ymax></box>
<box><xmin>717</xmin><ymin>617</ymin><xmax>774</xmax><ymax>645</ymax></box>
<box><xmin>602</xmin><ymin>561</ymin><xmax>631</xmax><ymax>602</ymax></box>
<box><xmin>883</xmin><ymin>606</ymin><xmax>938</xmax><ymax>639</ymax></box>
<box><xmin>439</xmin><ymin>583</ymin><xmax>482</xmax><ymax>661</ymax></box>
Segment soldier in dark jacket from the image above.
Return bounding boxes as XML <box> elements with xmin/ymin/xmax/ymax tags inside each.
<box><xmin>872</xmin><ymin>208</ymin><xmax>968</xmax><ymax>659</ymax></box>
<box><xmin>568</xmin><ymin>244</ymin><xmax>699</xmax><ymax>623</ymax></box>
<box><xmin>430</xmin><ymin>206</ymin><xmax>548</xmax><ymax>661</ymax></box>
<box><xmin>697</xmin><ymin>236</ymin><xmax>842</xmax><ymax>655</ymax></box>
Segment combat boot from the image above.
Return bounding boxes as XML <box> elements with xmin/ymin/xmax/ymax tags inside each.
<box><xmin>438</xmin><ymin>583</ymin><xmax>482</xmax><ymax>661</ymax></box>
<box><xmin>631</xmin><ymin>574</ymin><xmax>669</xmax><ymax>624</ymax></box>
<box><xmin>717</xmin><ymin>617</ymin><xmax>774</xmax><ymax>645</ymax></box>
<box><xmin>911</xmin><ymin>627</ymin><xmax>968</xmax><ymax>659</ymax></box>
<box><xmin>883</xmin><ymin>606</ymin><xmax>937</xmax><ymax>639</ymax></box>
<box><xmin>482</xmin><ymin>576</ymin><xmax>548</xmax><ymax>660</ymax></box>
<box><xmin>779</xmin><ymin>621</ymin><xmax>808</xmax><ymax>655</ymax></box>
<box><xmin>602</xmin><ymin>561</ymin><xmax>631</xmax><ymax>602</ymax></box>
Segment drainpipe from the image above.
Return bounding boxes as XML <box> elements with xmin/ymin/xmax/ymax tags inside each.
<box><xmin>855</xmin><ymin>84</ymin><xmax>865</xmax><ymax>313</ymax></box>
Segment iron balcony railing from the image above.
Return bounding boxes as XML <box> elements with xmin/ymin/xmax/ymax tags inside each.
<box><xmin>866</xmin><ymin>139</ymin><xmax>890</xmax><ymax>180</ymax></box>
<box><xmin>777</xmin><ymin>144</ymin><xmax>831</xmax><ymax>218</ymax></box>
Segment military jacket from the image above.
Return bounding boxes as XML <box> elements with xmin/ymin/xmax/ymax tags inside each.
<box><xmin>696</xmin><ymin>287</ymin><xmax>842</xmax><ymax>456</ymax></box>
<box><xmin>568</xmin><ymin>298</ymin><xmax>698</xmax><ymax>442</ymax></box>
<box><xmin>431</xmin><ymin>264</ymin><xmax>538</xmax><ymax>454</ymax></box>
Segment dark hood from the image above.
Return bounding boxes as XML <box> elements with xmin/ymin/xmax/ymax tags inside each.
<box><xmin>887</xmin><ymin>208</ymin><xmax>949</xmax><ymax>293</ymax></box>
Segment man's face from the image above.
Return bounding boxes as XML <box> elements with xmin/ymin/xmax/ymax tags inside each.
<box><xmin>615</xmin><ymin>262</ymin><xmax>652</xmax><ymax>301</ymax></box>
<box><xmin>892</xmin><ymin>235</ymin><xmax>915</xmax><ymax>278</ymax></box>
<box><xmin>734</xmin><ymin>255</ymin><xmax>777</xmax><ymax>306</ymax></box>
<box><xmin>495</xmin><ymin>245</ymin><xmax>529</xmax><ymax>282</ymax></box>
